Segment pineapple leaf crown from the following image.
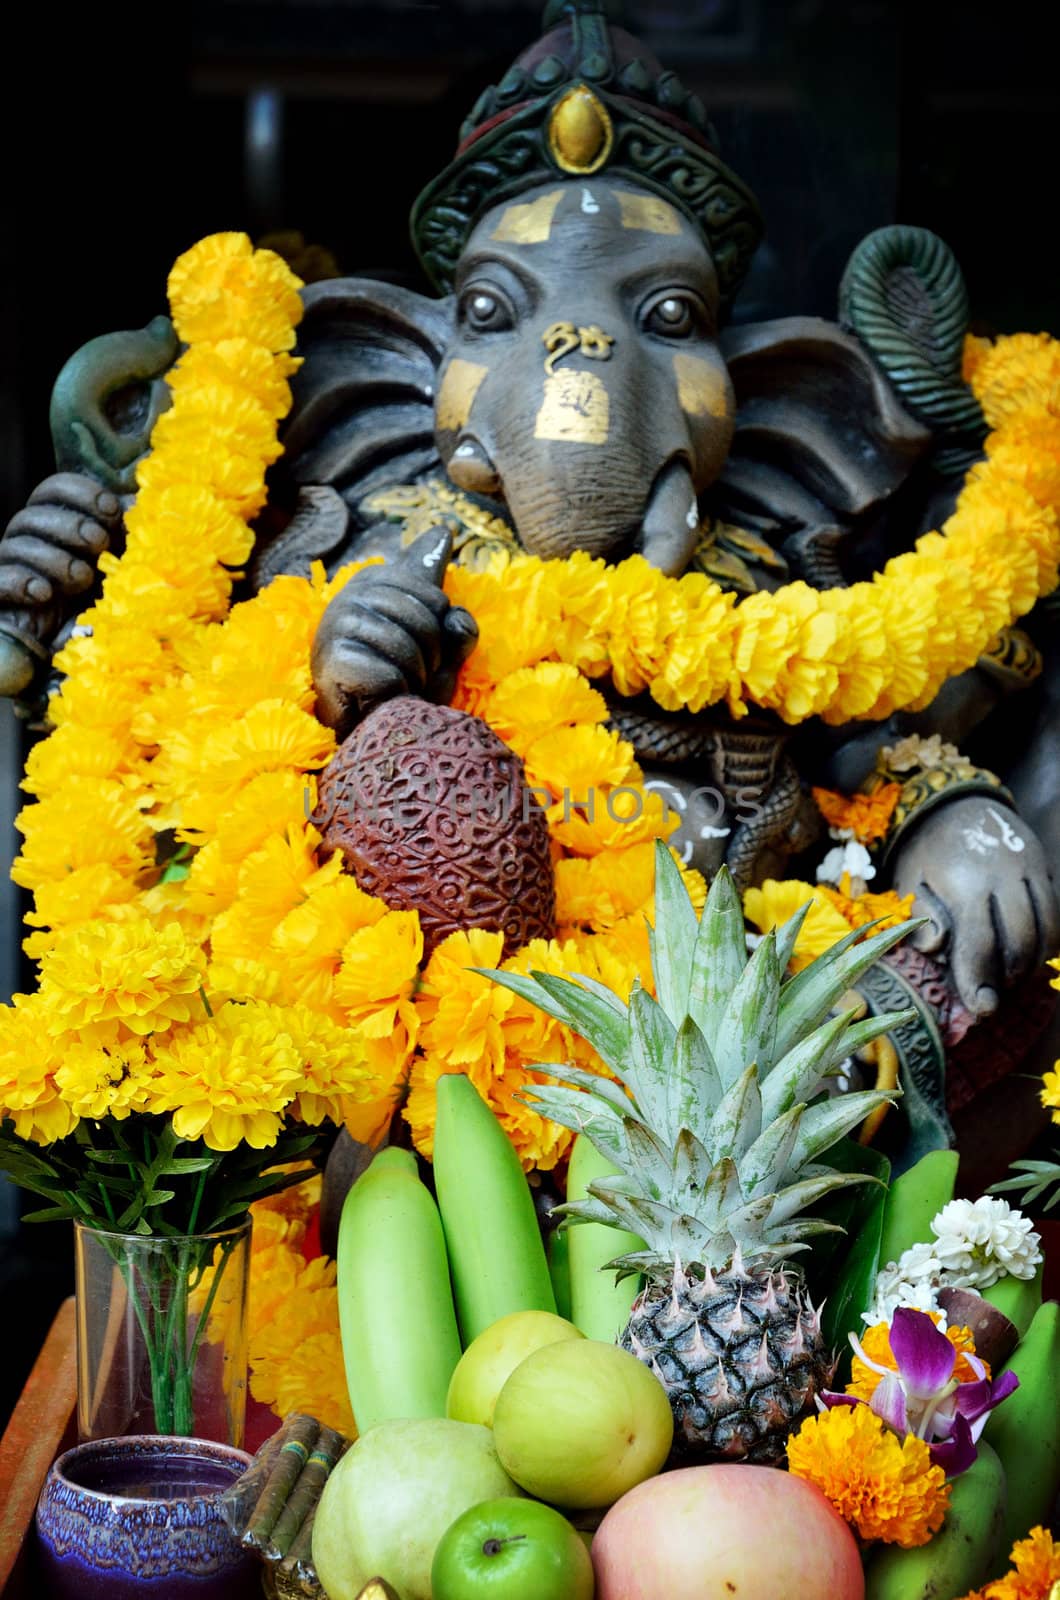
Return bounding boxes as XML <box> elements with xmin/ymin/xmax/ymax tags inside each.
<box><xmin>481</xmin><ymin>842</ymin><xmax>921</xmax><ymax>1278</ymax></box>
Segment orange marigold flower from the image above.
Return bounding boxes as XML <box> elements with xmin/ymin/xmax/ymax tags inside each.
<box><xmin>956</xmin><ymin>1525</ymin><xmax>1060</xmax><ymax>1600</ymax></box>
<box><xmin>848</xmin><ymin>1317</ymin><xmax>988</xmax><ymax>1402</ymax></box>
<box><xmin>812</xmin><ymin>783</ymin><xmax>902</xmax><ymax>844</ymax></box>
<box><xmin>787</xmin><ymin>1403</ymin><xmax>949</xmax><ymax>1547</ymax></box>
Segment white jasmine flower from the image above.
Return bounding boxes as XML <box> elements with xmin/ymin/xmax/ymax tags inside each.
<box><xmin>881</xmin><ymin>733</ymin><xmax>970</xmax><ymax>774</ymax></box>
<box><xmin>863</xmin><ymin>1242</ymin><xmax>947</xmax><ymax>1328</ymax></box>
<box><xmin>930</xmin><ymin>1196</ymin><xmax>1042</xmax><ymax>1289</ymax></box>
<box><xmin>817</xmin><ymin>839</ymin><xmax>876</xmax><ymax>888</ymax></box>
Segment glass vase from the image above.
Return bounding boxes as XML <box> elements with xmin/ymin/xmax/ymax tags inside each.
<box><xmin>74</xmin><ymin>1219</ymin><xmax>251</xmax><ymax>1447</ymax></box>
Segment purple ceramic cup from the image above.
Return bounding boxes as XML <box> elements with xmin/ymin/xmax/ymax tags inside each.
<box><xmin>34</xmin><ymin>1435</ymin><xmax>262</xmax><ymax>1600</ymax></box>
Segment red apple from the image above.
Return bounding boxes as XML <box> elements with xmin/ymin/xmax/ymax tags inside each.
<box><xmin>591</xmin><ymin>1464</ymin><xmax>864</xmax><ymax>1600</ymax></box>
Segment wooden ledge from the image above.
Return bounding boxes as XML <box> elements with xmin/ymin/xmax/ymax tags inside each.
<box><xmin>0</xmin><ymin>1296</ymin><xmax>77</xmax><ymax>1596</ymax></box>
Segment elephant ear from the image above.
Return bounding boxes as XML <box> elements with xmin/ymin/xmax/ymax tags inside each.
<box><xmin>709</xmin><ymin>314</ymin><xmax>933</xmax><ymax>585</ymax></box>
<box><xmin>258</xmin><ymin>278</ymin><xmax>453</xmax><ymax>578</ymax></box>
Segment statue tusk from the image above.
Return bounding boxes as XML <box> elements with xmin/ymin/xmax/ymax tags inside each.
<box><xmin>447</xmin><ymin>436</ymin><xmax>502</xmax><ymax>497</ymax></box>
<box><xmin>639</xmin><ymin>456</ymin><xmax>701</xmax><ymax>576</ymax></box>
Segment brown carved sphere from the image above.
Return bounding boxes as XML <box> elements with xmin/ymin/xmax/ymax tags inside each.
<box><xmin>315</xmin><ymin>696</ymin><xmax>556</xmax><ymax>958</ymax></box>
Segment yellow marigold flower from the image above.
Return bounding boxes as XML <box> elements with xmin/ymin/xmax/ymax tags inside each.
<box><xmin>446</xmin><ymin>560</ymin><xmax>554</xmax><ymax>692</ymax></box>
<box><xmin>166</xmin><ymin>338</ymin><xmax>300</xmax><ymax>420</ymax></box>
<box><xmin>812</xmin><ymin>783</ymin><xmax>902</xmax><ymax>845</ymax></box>
<box><xmin>969</xmin><ymin>331</ymin><xmax>1060</xmax><ymax>427</ymax></box>
<box><xmin>149</xmin><ymin>1001</ymin><xmax>303</xmax><ymax>1149</ymax></box>
<box><xmin>150</xmin><ymin>381</ymin><xmax>285</xmax><ymax>469</ymax></box>
<box><xmin>270</xmin><ymin>876</ymin><xmax>392</xmax><ymax>1012</ymax></box>
<box><xmin>255</xmin><ymin>1001</ymin><xmax>370</xmax><ymax>1125</ymax></box>
<box><xmin>986</xmin><ymin>409</ymin><xmax>1060</xmax><ymax>511</ymax></box>
<box><xmin>206</xmin><ymin>955</ymin><xmax>285</xmax><ymax>1006</ymax></box>
<box><xmin>489</xmin><ymin>1070</ymin><xmax>575</xmax><ymax>1173</ymax></box>
<box><xmin>22</xmin><ymin>864</ymin><xmax>140</xmax><ymax>943</ymax></box>
<box><xmin>482</xmin><ymin>662</ymin><xmax>609</xmax><ymax>755</ymax></box>
<box><xmin>55</xmin><ymin>1039</ymin><xmax>155</xmax><ymax>1121</ymax></box>
<box><xmin>36</xmin><ymin>915</ymin><xmax>208</xmax><ymax>1045</ymax></box>
<box><xmin>548</xmin><ymin>783</ymin><xmax>676</xmax><ymax>856</ymax></box>
<box><xmin>0</xmin><ymin>997</ymin><xmax>75</xmax><ymax>1144</ymax></box>
<box><xmin>555</xmin><ymin>856</ymin><xmax>625</xmax><ymax>929</ymax></box>
<box><xmin>523</xmin><ymin>723</ymin><xmax>638</xmax><ymax>799</ymax></box>
<box><xmin>123</xmin><ymin>481</ymin><xmax>256</xmax><ymax>569</ymax></box>
<box><xmin>13</xmin><ymin>779</ymin><xmax>154</xmax><ymax>892</ymax></box>
<box><xmin>333</xmin><ymin>910</ymin><xmax>423</xmax><ymax>1037</ymax></box>
<box><xmin>743</xmin><ymin>879</ymin><xmax>853</xmax><ymax>971</ymax></box>
<box><xmin>209</xmin><ymin>836</ymin><xmax>341</xmax><ymax>968</ymax></box>
<box><xmin>135</xmin><ymin>439</ymin><xmax>269</xmax><ymax>522</ymax></box>
<box><xmin>416</xmin><ymin>933</ymin><xmax>512</xmax><ymax>1079</ymax></box>
<box><xmin>849</xmin><ymin>1317</ymin><xmax>987</xmax><ymax>1401</ymax></box>
<box><xmin>956</xmin><ymin>1525</ymin><xmax>1060</xmax><ymax>1600</ymax></box>
<box><xmin>547</xmin><ymin>547</ymin><xmax>617</xmax><ymax>676</ymax></box>
<box><xmin>166</xmin><ymin>233</ymin><xmax>304</xmax><ymax>352</ymax></box>
<box><xmin>23</xmin><ymin>724</ymin><xmax>140</xmax><ymax>800</ymax></box>
<box><xmin>818</xmin><ymin>878</ymin><xmax>915</xmax><ymax>934</ymax></box>
<box><xmin>962</xmin><ymin>333</ymin><xmax>993</xmax><ymax>385</ymax></box>
<box><xmin>1040</xmin><ymin>1064</ymin><xmax>1060</xmax><ymax>1121</ymax></box>
<box><xmin>199</xmin><ymin>699</ymin><xmax>336</xmax><ymax>794</ymax></box>
<box><xmin>787</xmin><ymin>1403</ymin><xmax>949</xmax><ymax>1548</ymax></box>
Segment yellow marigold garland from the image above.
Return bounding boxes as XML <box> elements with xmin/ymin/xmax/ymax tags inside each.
<box><xmin>440</xmin><ymin>349</ymin><xmax>1060</xmax><ymax>723</ymax></box>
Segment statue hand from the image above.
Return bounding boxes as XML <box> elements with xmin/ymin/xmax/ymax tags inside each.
<box><xmin>890</xmin><ymin>794</ymin><xmax>1060</xmax><ymax>1018</ymax></box>
<box><xmin>311</xmin><ymin>527</ymin><xmax>478</xmax><ymax>740</ymax></box>
<box><xmin>0</xmin><ymin>473</ymin><xmax>121</xmax><ymax>607</ymax></box>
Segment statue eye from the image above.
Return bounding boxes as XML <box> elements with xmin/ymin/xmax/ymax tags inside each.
<box><xmin>642</xmin><ymin>293</ymin><xmax>704</xmax><ymax>339</ymax></box>
<box><xmin>460</xmin><ymin>288</ymin><xmax>515</xmax><ymax>334</ymax></box>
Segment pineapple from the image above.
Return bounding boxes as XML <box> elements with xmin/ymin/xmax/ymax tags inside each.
<box><xmin>485</xmin><ymin>842</ymin><xmax>918</xmax><ymax>1465</ymax></box>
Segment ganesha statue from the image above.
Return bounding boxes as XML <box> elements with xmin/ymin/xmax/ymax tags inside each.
<box><xmin>2</xmin><ymin>0</ymin><xmax>1058</xmax><ymax>1186</ymax></box>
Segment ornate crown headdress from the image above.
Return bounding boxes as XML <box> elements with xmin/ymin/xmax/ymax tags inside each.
<box><xmin>410</xmin><ymin>0</ymin><xmax>764</xmax><ymax>308</ymax></box>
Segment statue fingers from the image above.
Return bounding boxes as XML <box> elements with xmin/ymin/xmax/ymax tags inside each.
<box><xmin>4</xmin><ymin>502</ymin><xmax>114</xmax><ymax>559</ymax></box>
<box><xmin>0</xmin><ymin>562</ymin><xmax>54</xmax><ymax>605</ymax></box>
<box><xmin>907</xmin><ymin>879</ymin><xmax>951</xmax><ymax>956</ymax></box>
<box><xmin>335</xmin><ymin>600</ymin><xmax>429</xmax><ymax>689</ymax></box>
<box><xmin>26</xmin><ymin>474</ymin><xmax>122</xmax><ymax>526</ymax></box>
<box><xmin>947</xmin><ymin>892</ymin><xmax>1001</xmax><ymax>1019</ymax></box>
<box><xmin>341</xmin><ymin>585</ymin><xmax>446</xmax><ymax>673</ymax></box>
<box><xmin>1026</xmin><ymin>872</ymin><xmax>1060</xmax><ymax>969</ymax></box>
<box><xmin>313</xmin><ymin>639</ymin><xmax>410</xmax><ymax>736</ymax></box>
<box><xmin>442</xmin><ymin>605</ymin><xmax>479</xmax><ymax>665</ymax></box>
<box><xmin>0</xmin><ymin>534</ymin><xmax>96</xmax><ymax>596</ymax></box>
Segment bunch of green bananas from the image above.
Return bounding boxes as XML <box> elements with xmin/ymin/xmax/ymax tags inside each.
<box><xmin>335</xmin><ymin>1073</ymin><xmax>558</xmax><ymax>1433</ymax></box>
<box><xmin>863</xmin><ymin>1149</ymin><xmax>1060</xmax><ymax>1599</ymax></box>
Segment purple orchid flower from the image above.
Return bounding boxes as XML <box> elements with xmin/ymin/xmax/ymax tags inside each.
<box><xmin>820</xmin><ymin>1306</ymin><xmax>1018</xmax><ymax>1476</ymax></box>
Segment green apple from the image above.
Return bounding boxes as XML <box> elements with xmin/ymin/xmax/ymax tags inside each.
<box><xmin>492</xmin><ymin>1338</ymin><xmax>673</xmax><ymax>1510</ymax></box>
<box><xmin>431</xmin><ymin>1497</ymin><xmax>595</xmax><ymax>1600</ymax></box>
<box><xmin>447</xmin><ymin>1310</ymin><xmax>585</xmax><ymax>1427</ymax></box>
<box><xmin>312</xmin><ymin>1417</ymin><xmax>523</xmax><ymax>1600</ymax></box>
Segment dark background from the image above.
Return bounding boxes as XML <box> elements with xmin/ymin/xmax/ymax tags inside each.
<box><xmin>0</xmin><ymin>0</ymin><xmax>1056</xmax><ymax>1429</ymax></box>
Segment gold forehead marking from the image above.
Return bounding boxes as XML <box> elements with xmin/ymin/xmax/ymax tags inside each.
<box><xmin>535</xmin><ymin>370</ymin><xmax>610</xmax><ymax>445</ymax></box>
<box><xmin>673</xmin><ymin>353</ymin><xmax>730</xmax><ymax>419</ymax></box>
<box><xmin>548</xmin><ymin>85</ymin><xmax>613</xmax><ymax>175</ymax></box>
<box><xmin>436</xmin><ymin>359</ymin><xmax>488</xmax><ymax>432</ymax></box>
<box><xmin>616</xmin><ymin>191</ymin><xmax>682</xmax><ymax>235</ymax></box>
<box><xmin>491</xmin><ymin>190</ymin><xmax>565</xmax><ymax>245</ymax></box>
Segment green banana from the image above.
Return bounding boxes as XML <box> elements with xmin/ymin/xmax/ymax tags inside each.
<box><xmin>982</xmin><ymin>1298</ymin><xmax>1060</xmax><ymax>1559</ymax></box>
<box><xmin>981</xmin><ymin>1260</ymin><xmax>1044</xmax><ymax>1338</ymax></box>
<box><xmin>863</xmin><ymin>1440</ymin><xmax>1006</xmax><ymax>1600</ymax></box>
<box><xmin>877</xmin><ymin>1147</ymin><xmax>960</xmax><ymax>1266</ymax></box>
<box><xmin>547</xmin><ymin>1221</ymin><xmax>572</xmax><ymax>1322</ymax></box>
<box><xmin>566</xmin><ymin>1133</ymin><xmax>644</xmax><ymax>1343</ymax></box>
<box><xmin>336</xmin><ymin>1145</ymin><xmax>462</xmax><ymax>1432</ymax></box>
<box><xmin>433</xmin><ymin>1073</ymin><xmax>556</xmax><ymax>1344</ymax></box>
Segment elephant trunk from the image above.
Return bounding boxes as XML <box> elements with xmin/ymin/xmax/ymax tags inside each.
<box><xmin>498</xmin><ymin>442</ymin><xmax>701</xmax><ymax>575</ymax></box>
